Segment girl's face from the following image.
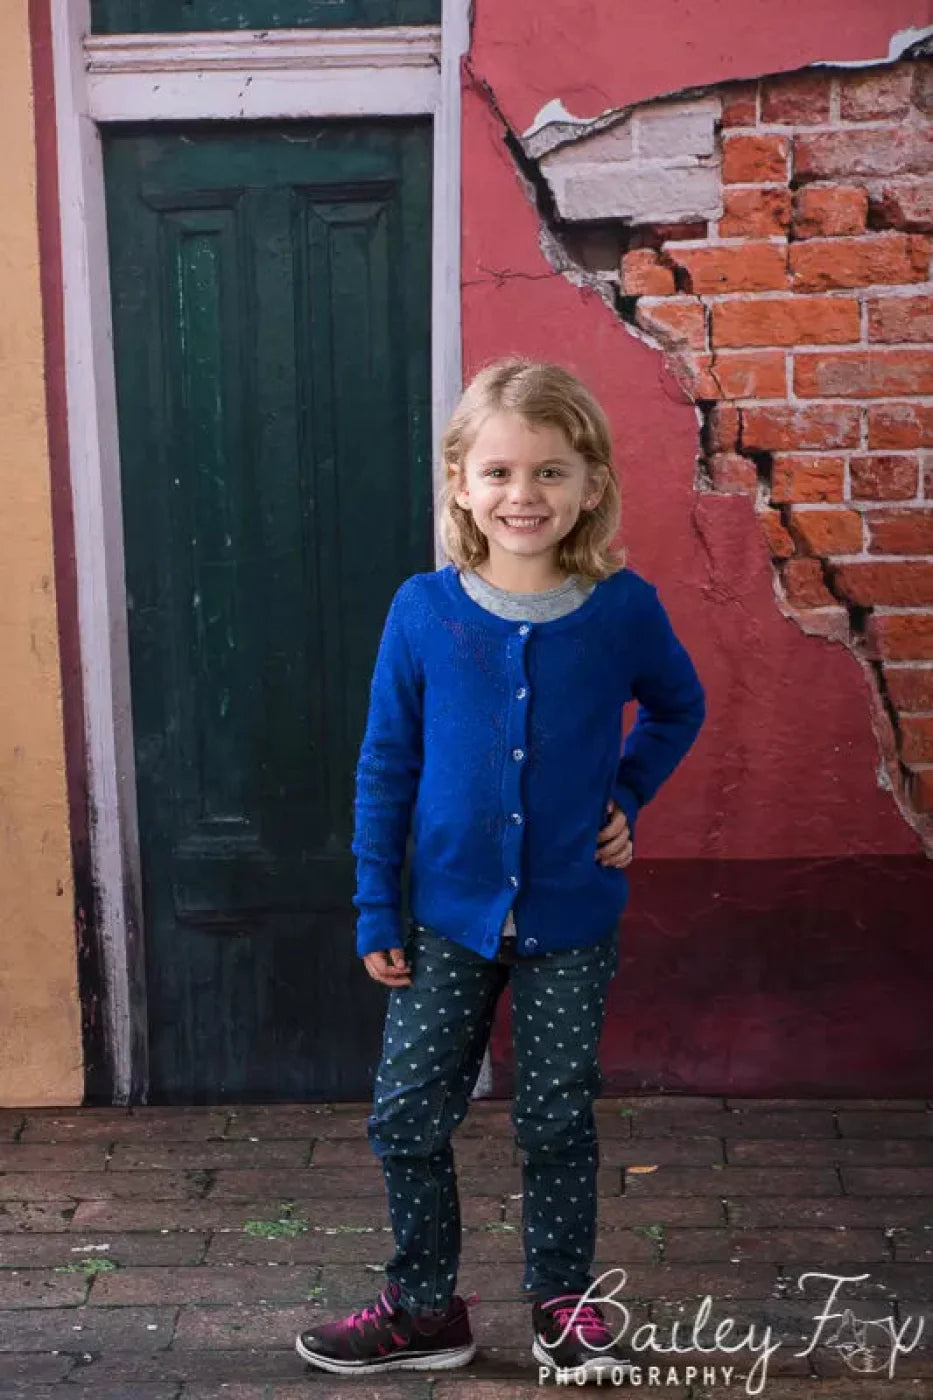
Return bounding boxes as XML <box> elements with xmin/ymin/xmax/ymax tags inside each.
<box><xmin>452</xmin><ymin>410</ymin><xmax>604</xmax><ymax>576</ymax></box>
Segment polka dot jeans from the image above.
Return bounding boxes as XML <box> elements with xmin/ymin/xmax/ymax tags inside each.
<box><xmin>367</xmin><ymin>921</ymin><xmax>619</xmax><ymax>1316</ymax></box>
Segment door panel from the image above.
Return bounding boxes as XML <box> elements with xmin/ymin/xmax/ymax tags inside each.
<box><xmin>104</xmin><ymin>122</ymin><xmax>432</xmax><ymax>1099</ymax></box>
<box><xmin>91</xmin><ymin>0</ymin><xmax>440</xmax><ymax>31</ymax></box>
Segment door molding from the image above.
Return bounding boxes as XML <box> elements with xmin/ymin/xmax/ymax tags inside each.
<box><xmin>49</xmin><ymin>0</ymin><xmax>468</xmax><ymax>1102</ymax></box>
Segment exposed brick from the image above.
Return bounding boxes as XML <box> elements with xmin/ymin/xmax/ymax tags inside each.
<box><xmin>634</xmin><ymin>296</ymin><xmax>706</xmax><ymax>349</ymax></box>
<box><xmin>782</xmin><ymin>558</ymin><xmax>836</xmax><ymax>607</ymax></box>
<box><xmin>868</xmin><ymin>613</ymin><xmax>933</xmax><ymax>660</ymax></box>
<box><xmin>719</xmin><ymin>186</ymin><xmax>791</xmax><ymax>237</ymax></box>
<box><xmin>901</xmin><ymin>716</ymin><xmax>933</xmax><ymax>763</ymax></box>
<box><xmin>761</xmin><ymin>70</ymin><xmax>832</xmax><ymax>124</ymax></box>
<box><xmin>849</xmin><ymin>454</ymin><xmax>920</xmax><ymax>501</ymax></box>
<box><xmin>830</xmin><ymin>561</ymin><xmax>933</xmax><ymax>606</ymax></box>
<box><xmin>868</xmin><ymin>294</ymin><xmax>933</xmax><ymax>343</ymax></box>
<box><xmin>792</xmin><ymin>184</ymin><xmax>868</xmax><ymax>239</ymax></box>
<box><xmin>722</xmin><ymin>133</ymin><xmax>789</xmax><ymax>183</ymax></box>
<box><xmin>872</xmin><ymin>180</ymin><xmax>933</xmax><ymax>233</ymax></box>
<box><xmin>698</xmin><ymin>349</ymin><xmax>786</xmax><ymax>398</ymax></box>
<box><xmin>911</xmin><ymin>765</ymin><xmax>933</xmax><ymax>811</ymax></box>
<box><xmin>620</xmin><ymin>248</ymin><xmax>676</xmax><ymax>296</ymax></box>
<box><xmin>742</xmin><ymin>403</ymin><xmax>860</xmax><ymax>450</ymax></box>
<box><xmin>730</xmin><ymin>1194</ymin><xmax>933</xmax><ymax>1228</ymax></box>
<box><xmin>712</xmin><ymin>295</ymin><xmax>860</xmax><ymax>347</ymax></box>
<box><xmin>789</xmin><ymin>507</ymin><xmax>863</xmax><ymax>556</ymax></box>
<box><xmin>839</xmin><ymin>64</ymin><xmax>915</xmax><ymax>121</ymax></box>
<box><xmin>635</xmin><ymin>100</ymin><xmax>718</xmax><ymax>159</ymax></box>
<box><xmin>706</xmin><ymin>402</ymin><xmax>740</xmax><ymax>451</ymax></box>
<box><xmin>108</xmin><ymin>1140</ymin><xmax>308</xmax><ymax>1171</ymax></box>
<box><xmin>795</xmin><ymin>125</ymin><xmax>933</xmax><ymax>180</ymax></box>
<box><xmin>0</xmin><ymin>1230</ymin><xmax>208</xmax><ymax>1268</ymax></box>
<box><xmin>789</xmin><ymin>232</ymin><xmax>930</xmax><ymax>291</ymax></box>
<box><xmin>794</xmin><ymin>348</ymin><xmax>933</xmax><ymax>398</ymax></box>
<box><xmin>90</xmin><ymin>1263</ymin><xmax>315</xmax><ymax>1307</ymax></box>
<box><xmin>771</xmin><ymin>455</ymin><xmax>845</xmax><ymax>503</ymax></box>
<box><xmin>720</xmin><ymin>82</ymin><xmax>758</xmax><ymax>128</ymax></box>
<box><xmin>759</xmin><ymin>507</ymin><xmax>795</xmax><ymax>559</ymax></box>
<box><xmin>868</xmin><ymin>509</ymin><xmax>933</xmax><ymax>555</ymax></box>
<box><xmin>665</xmin><ymin>242</ymin><xmax>787</xmax><ymax>293</ymax></box>
<box><xmin>883</xmin><ymin>665</ymin><xmax>933</xmax><ymax>710</ymax></box>
<box><xmin>867</xmin><ymin>403</ymin><xmax>933</xmax><ymax>450</ymax></box>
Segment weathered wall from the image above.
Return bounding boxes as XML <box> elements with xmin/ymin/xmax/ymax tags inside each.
<box><xmin>470</xmin><ymin>0</ymin><xmax>933</xmax><ymax>1093</ymax></box>
<box><xmin>0</xmin><ymin>4</ymin><xmax>82</xmax><ymax>1105</ymax></box>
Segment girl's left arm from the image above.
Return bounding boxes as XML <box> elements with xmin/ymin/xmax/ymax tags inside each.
<box><xmin>613</xmin><ymin>586</ymin><xmax>706</xmax><ymax>833</ymax></box>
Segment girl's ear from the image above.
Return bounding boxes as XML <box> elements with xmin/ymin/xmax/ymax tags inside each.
<box><xmin>584</xmin><ymin>467</ymin><xmax>609</xmax><ymax>511</ymax></box>
<box><xmin>449</xmin><ymin>461</ymin><xmax>470</xmax><ymax>511</ymax></box>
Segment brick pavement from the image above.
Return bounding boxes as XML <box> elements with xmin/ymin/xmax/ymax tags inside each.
<box><xmin>0</xmin><ymin>1097</ymin><xmax>930</xmax><ymax>1398</ymax></box>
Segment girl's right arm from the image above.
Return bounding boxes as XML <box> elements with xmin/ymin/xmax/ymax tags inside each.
<box><xmin>351</xmin><ymin>584</ymin><xmax>424</xmax><ymax>960</ymax></box>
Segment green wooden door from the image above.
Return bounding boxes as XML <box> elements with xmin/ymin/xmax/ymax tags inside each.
<box><xmin>104</xmin><ymin>122</ymin><xmax>433</xmax><ymax>1101</ymax></box>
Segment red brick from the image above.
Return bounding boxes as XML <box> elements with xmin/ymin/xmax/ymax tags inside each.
<box><xmin>707</xmin><ymin>452</ymin><xmax>758</xmax><ymax>495</ymax></box>
<box><xmin>794</xmin><ymin>349</ymin><xmax>933</xmax><ymax>399</ymax></box>
<box><xmin>873</xmin><ymin>181</ymin><xmax>933</xmax><ymax>233</ymax></box>
<box><xmin>771</xmin><ymin>455</ymin><xmax>845</xmax><ymax>503</ymax></box>
<box><xmin>722</xmin><ymin>133</ymin><xmax>790</xmax><ymax>183</ymax></box>
<box><xmin>850</xmin><ymin>454</ymin><xmax>920</xmax><ymax>501</ymax></box>
<box><xmin>706</xmin><ymin>402</ymin><xmax>740</xmax><ymax>451</ymax></box>
<box><xmin>782</xmin><ymin>558</ymin><xmax>836</xmax><ymax>607</ymax></box>
<box><xmin>868</xmin><ymin>613</ymin><xmax>933</xmax><ymax>660</ymax></box>
<box><xmin>789</xmin><ymin>232</ymin><xmax>930</xmax><ymax>291</ymax></box>
<box><xmin>792</xmin><ymin>184</ymin><xmax>868</xmax><ymax>239</ymax></box>
<box><xmin>761</xmin><ymin>71</ymin><xmax>832</xmax><ymax>125</ymax></box>
<box><xmin>795</xmin><ymin>125</ymin><xmax>933</xmax><ymax>180</ymax></box>
<box><xmin>742</xmin><ymin>403</ymin><xmax>860</xmax><ymax>450</ymax></box>
<box><xmin>759</xmin><ymin>507</ymin><xmax>795</xmax><ymax>558</ymax></box>
<box><xmin>830</xmin><ymin>561</ymin><xmax>933</xmax><ymax>606</ymax></box>
<box><xmin>884</xmin><ymin>665</ymin><xmax>933</xmax><ymax>710</ymax></box>
<box><xmin>839</xmin><ymin>64</ymin><xmax>915</xmax><ymax>121</ymax></box>
<box><xmin>868</xmin><ymin>509</ymin><xmax>933</xmax><ymax>554</ymax></box>
<box><xmin>789</xmin><ymin>507</ymin><xmax>863</xmax><ymax>556</ymax></box>
<box><xmin>620</xmin><ymin>248</ymin><xmax>676</xmax><ymax>296</ymax></box>
<box><xmin>666</xmin><ymin>242</ymin><xmax>787</xmax><ymax>294</ymax></box>
<box><xmin>867</xmin><ymin>403</ymin><xmax>933</xmax><ymax>450</ymax></box>
<box><xmin>712</xmin><ymin>295</ymin><xmax>859</xmax><ymax>348</ymax></box>
<box><xmin>868</xmin><ymin>294</ymin><xmax>933</xmax><ymax>344</ymax></box>
<box><xmin>910</xmin><ymin>766</ymin><xmax>933</xmax><ymax>811</ymax></box>
<box><xmin>720</xmin><ymin>82</ymin><xmax>758</xmax><ymax>128</ymax></box>
<box><xmin>719</xmin><ymin>186</ymin><xmax>791</xmax><ymax>237</ymax></box>
<box><xmin>635</xmin><ymin>296</ymin><xmax>706</xmax><ymax>349</ymax></box>
<box><xmin>900</xmin><ymin>716</ymin><xmax>933</xmax><ymax>763</ymax></box>
<box><xmin>706</xmin><ymin>349</ymin><xmax>787</xmax><ymax>398</ymax></box>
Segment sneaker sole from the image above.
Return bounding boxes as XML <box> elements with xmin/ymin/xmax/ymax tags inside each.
<box><xmin>295</xmin><ymin>1336</ymin><xmax>476</xmax><ymax>1374</ymax></box>
<box><xmin>532</xmin><ymin>1338</ymin><xmax>631</xmax><ymax>1379</ymax></box>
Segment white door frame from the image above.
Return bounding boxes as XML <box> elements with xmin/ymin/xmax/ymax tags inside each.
<box><xmin>49</xmin><ymin>0</ymin><xmax>469</xmax><ymax>1102</ymax></box>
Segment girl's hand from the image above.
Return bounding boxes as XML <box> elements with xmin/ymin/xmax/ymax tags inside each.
<box><xmin>596</xmin><ymin>799</ymin><xmax>633</xmax><ymax>869</ymax></box>
<box><xmin>363</xmin><ymin>947</ymin><xmax>412</xmax><ymax>988</ymax></box>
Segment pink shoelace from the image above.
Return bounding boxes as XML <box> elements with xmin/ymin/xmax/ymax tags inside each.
<box><xmin>548</xmin><ymin>1298</ymin><xmax>611</xmax><ymax>1346</ymax></box>
<box><xmin>344</xmin><ymin>1290</ymin><xmax>396</xmax><ymax>1335</ymax></box>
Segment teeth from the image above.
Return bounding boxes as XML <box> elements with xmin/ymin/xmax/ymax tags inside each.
<box><xmin>503</xmin><ymin>518</ymin><xmax>545</xmax><ymax>528</ymax></box>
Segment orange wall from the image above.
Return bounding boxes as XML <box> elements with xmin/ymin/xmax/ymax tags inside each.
<box><xmin>0</xmin><ymin>3</ymin><xmax>82</xmax><ymax>1105</ymax></box>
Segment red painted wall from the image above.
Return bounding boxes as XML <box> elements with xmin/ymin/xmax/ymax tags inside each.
<box><xmin>466</xmin><ymin>1</ymin><xmax>933</xmax><ymax>1093</ymax></box>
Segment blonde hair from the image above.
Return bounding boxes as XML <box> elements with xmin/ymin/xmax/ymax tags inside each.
<box><xmin>439</xmin><ymin>357</ymin><xmax>624</xmax><ymax>581</ymax></box>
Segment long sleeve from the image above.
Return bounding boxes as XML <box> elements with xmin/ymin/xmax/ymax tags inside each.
<box><xmin>612</xmin><ymin>586</ymin><xmax>706</xmax><ymax>831</ymax></box>
<box><xmin>351</xmin><ymin>587</ymin><xmax>423</xmax><ymax>956</ymax></box>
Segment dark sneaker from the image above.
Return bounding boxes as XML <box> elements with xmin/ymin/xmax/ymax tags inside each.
<box><xmin>532</xmin><ymin>1293</ymin><xmax>638</xmax><ymax>1380</ymax></box>
<box><xmin>295</xmin><ymin>1281</ymin><xmax>476</xmax><ymax>1374</ymax></box>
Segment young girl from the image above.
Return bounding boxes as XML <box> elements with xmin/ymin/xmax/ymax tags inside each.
<box><xmin>296</xmin><ymin>358</ymin><xmax>705</xmax><ymax>1377</ymax></box>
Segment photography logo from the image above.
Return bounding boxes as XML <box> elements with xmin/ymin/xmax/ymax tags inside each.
<box><xmin>535</xmin><ymin>1269</ymin><xmax>927</xmax><ymax>1392</ymax></box>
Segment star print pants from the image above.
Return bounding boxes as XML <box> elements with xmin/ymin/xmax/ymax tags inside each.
<box><xmin>366</xmin><ymin>920</ymin><xmax>619</xmax><ymax>1315</ymax></box>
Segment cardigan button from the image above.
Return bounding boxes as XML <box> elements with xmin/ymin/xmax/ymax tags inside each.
<box><xmin>518</xmin><ymin>623</ymin><xmax>531</xmax><ymax>636</ymax></box>
<box><xmin>515</xmin><ymin>686</ymin><xmax>528</xmax><ymax>700</ymax></box>
<box><xmin>525</xmin><ymin>937</ymin><xmax>538</xmax><ymax>952</ymax></box>
<box><xmin>511</xmin><ymin>748</ymin><xmax>525</xmax><ymax>762</ymax></box>
<box><xmin>509</xmin><ymin>812</ymin><xmax>523</xmax><ymax>824</ymax></box>
<box><xmin>508</xmin><ymin>875</ymin><xmax>519</xmax><ymax>888</ymax></box>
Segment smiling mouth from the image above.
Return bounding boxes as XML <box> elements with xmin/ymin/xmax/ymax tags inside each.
<box><xmin>499</xmin><ymin>516</ymin><xmax>548</xmax><ymax>530</ymax></box>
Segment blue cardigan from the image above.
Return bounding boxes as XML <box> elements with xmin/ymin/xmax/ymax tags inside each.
<box><xmin>352</xmin><ymin>564</ymin><xmax>705</xmax><ymax>959</ymax></box>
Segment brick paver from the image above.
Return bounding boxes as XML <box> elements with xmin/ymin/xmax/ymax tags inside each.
<box><xmin>0</xmin><ymin>1097</ymin><xmax>929</xmax><ymax>1397</ymax></box>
